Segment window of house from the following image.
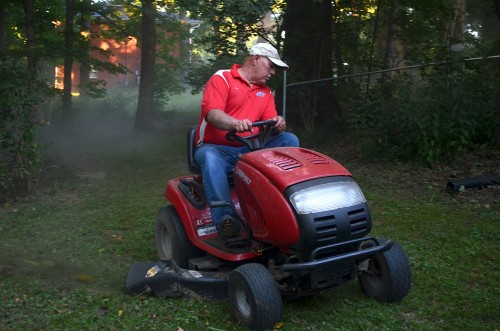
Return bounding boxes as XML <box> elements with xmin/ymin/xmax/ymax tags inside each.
<box><xmin>89</xmin><ymin>68</ymin><xmax>98</xmax><ymax>79</ymax></box>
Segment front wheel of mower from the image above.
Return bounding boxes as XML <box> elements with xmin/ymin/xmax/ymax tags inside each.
<box><xmin>358</xmin><ymin>239</ymin><xmax>412</xmax><ymax>302</ymax></box>
<box><xmin>228</xmin><ymin>263</ymin><xmax>282</xmax><ymax>330</ymax></box>
<box><xmin>155</xmin><ymin>205</ymin><xmax>203</xmax><ymax>269</ymax></box>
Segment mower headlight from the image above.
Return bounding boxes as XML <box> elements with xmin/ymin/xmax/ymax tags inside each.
<box><xmin>290</xmin><ymin>181</ymin><xmax>366</xmax><ymax>214</ymax></box>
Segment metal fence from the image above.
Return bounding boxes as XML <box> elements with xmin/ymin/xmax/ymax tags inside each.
<box><xmin>281</xmin><ymin>54</ymin><xmax>500</xmax><ymax>119</ymax></box>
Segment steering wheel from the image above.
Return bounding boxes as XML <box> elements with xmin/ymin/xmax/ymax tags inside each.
<box><xmin>225</xmin><ymin>119</ymin><xmax>278</xmax><ymax>151</ymax></box>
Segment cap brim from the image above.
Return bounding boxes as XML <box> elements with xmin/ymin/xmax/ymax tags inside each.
<box><xmin>268</xmin><ymin>57</ymin><xmax>289</xmax><ymax>69</ymax></box>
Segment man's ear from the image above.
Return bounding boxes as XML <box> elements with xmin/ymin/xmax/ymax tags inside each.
<box><xmin>254</xmin><ymin>55</ymin><xmax>259</xmax><ymax>65</ymax></box>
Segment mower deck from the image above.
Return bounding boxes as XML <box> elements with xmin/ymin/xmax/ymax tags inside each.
<box><xmin>126</xmin><ymin>260</ymin><xmax>229</xmax><ymax>300</ymax></box>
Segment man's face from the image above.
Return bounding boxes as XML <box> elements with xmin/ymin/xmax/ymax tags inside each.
<box><xmin>255</xmin><ymin>55</ymin><xmax>276</xmax><ymax>85</ymax></box>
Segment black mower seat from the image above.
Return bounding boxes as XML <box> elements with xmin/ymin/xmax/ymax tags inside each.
<box><xmin>187</xmin><ymin>126</ymin><xmax>201</xmax><ymax>174</ymax></box>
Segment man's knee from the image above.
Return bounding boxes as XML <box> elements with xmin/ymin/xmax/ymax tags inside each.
<box><xmin>285</xmin><ymin>132</ymin><xmax>300</xmax><ymax>147</ymax></box>
<box><xmin>269</xmin><ymin>132</ymin><xmax>299</xmax><ymax>147</ymax></box>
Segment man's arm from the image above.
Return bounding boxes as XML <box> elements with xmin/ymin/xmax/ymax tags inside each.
<box><xmin>206</xmin><ymin>109</ymin><xmax>253</xmax><ymax>132</ymax></box>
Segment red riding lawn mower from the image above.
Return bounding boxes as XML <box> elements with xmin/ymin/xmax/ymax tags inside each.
<box><xmin>127</xmin><ymin>120</ymin><xmax>412</xmax><ymax>330</ymax></box>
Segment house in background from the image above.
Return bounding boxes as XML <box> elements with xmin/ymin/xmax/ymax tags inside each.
<box><xmin>55</xmin><ymin>21</ymin><xmax>141</xmax><ymax>93</ymax></box>
<box><xmin>54</xmin><ymin>12</ymin><xmax>199</xmax><ymax>94</ymax></box>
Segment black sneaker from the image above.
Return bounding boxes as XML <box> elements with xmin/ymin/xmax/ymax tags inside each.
<box><xmin>216</xmin><ymin>216</ymin><xmax>241</xmax><ymax>239</ymax></box>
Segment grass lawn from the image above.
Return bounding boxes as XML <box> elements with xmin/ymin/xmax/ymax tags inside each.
<box><xmin>1</xmin><ymin>93</ymin><xmax>498</xmax><ymax>330</ymax></box>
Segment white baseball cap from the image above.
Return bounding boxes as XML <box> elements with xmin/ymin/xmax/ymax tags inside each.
<box><xmin>249</xmin><ymin>43</ymin><xmax>289</xmax><ymax>69</ymax></box>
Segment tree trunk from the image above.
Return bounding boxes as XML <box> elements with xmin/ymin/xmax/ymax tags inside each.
<box><xmin>384</xmin><ymin>0</ymin><xmax>404</xmax><ymax>67</ymax></box>
<box><xmin>380</xmin><ymin>0</ymin><xmax>404</xmax><ymax>92</ymax></box>
<box><xmin>134</xmin><ymin>0</ymin><xmax>156</xmax><ymax>132</ymax></box>
<box><xmin>23</xmin><ymin>0</ymin><xmax>36</xmax><ymax>80</ymax></box>
<box><xmin>444</xmin><ymin>0</ymin><xmax>466</xmax><ymax>44</ymax></box>
<box><xmin>365</xmin><ymin>0</ymin><xmax>383</xmax><ymax>94</ymax></box>
<box><xmin>0</xmin><ymin>3</ymin><xmax>6</xmax><ymax>57</ymax></box>
<box><xmin>442</xmin><ymin>0</ymin><xmax>466</xmax><ymax>48</ymax></box>
<box><xmin>494</xmin><ymin>0</ymin><xmax>500</xmax><ymax>19</ymax></box>
<box><xmin>332</xmin><ymin>3</ymin><xmax>344</xmax><ymax>79</ymax></box>
<box><xmin>63</xmin><ymin>0</ymin><xmax>74</xmax><ymax>114</ymax></box>
<box><xmin>281</xmin><ymin>0</ymin><xmax>336</xmax><ymax>131</ymax></box>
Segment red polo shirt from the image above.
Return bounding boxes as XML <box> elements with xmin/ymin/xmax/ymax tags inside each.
<box><xmin>195</xmin><ymin>64</ymin><xmax>278</xmax><ymax>147</ymax></box>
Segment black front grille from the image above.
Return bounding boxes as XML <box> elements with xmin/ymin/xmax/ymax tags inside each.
<box><xmin>348</xmin><ymin>208</ymin><xmax>370</xmax><ymax>235</ymax></box>
<box><xmin>294</xmin><ymin>203</ymin><xmax>372</xmax><ymax>258</ymax></box>
<box><xmin>311</xmin><ymin>205</ymin><xmax>370</xmax><ymax>244</ymax></box>
<box><xmin>314</xmin><ymin>214</ymin><xmax>337</xmax><ymax>241</ymax></box>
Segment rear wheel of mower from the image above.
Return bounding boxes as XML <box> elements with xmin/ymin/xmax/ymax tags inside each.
<box><xmin>228</xmin><ymin>263</ymin><xmax>282</xmax><ymax>330</ymax></box>
<box><xmin>358</xmin><ymin>239</ymin><xmax>412</xmax><ymax>302</ymax></box>
<box><xmin>155</xmin><ymin>205</ymin><xmax>203</xmax><ymax>268</ymax></box>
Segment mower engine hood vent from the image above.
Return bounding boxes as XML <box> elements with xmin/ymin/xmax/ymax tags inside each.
<box><xmin>268</xmin><ymin>155</ymin><xmax>302</xmax><ymax>170</ymax></box>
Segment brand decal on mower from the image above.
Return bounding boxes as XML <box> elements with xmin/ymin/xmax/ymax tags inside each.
<box><xmin>188</xmin><ymin>270</ymin><xmax>203</xmax><ymax>278</ymax></box>
<box><xmin>145</xmin><ymin>264</ymin><xmax>161</xmax><ymax>278</ymax></box>
<box><xmin>197</xmin><ymin>223</ymin><xmax>217</xmax><ymax>237</ymax></box>
<box><xmin>235</xmin><ymin>168</ymin><xmax>251</xmax><ymax>185</ymax></box>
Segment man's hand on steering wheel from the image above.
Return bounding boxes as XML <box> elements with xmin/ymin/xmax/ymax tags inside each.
<box><xmin>231</xmin><ymin>119</ymin><xmax>254</xmax><ymax>133</ymax></box>
<box><xmin>225</xmin><ymin>119</ymin><xmax>278</xmax><ymax>151</ymax></box>
<box><xmin>231</xmin><ymin>116</ymin><xmax>285</xmax><ymax>134</ymax></box>
<box><xmin>272</xmin><ymin>115</ymin><xmax>286</xmax><ymax>134</ymax></box>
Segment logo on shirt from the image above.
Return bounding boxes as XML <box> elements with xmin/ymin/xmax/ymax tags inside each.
<box><xmin>256</xmin><ymin>91</ymin><xmax>266</xmax><ymax>97</ymax></box>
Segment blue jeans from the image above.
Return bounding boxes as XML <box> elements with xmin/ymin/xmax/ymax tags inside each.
<box><xmin>194</xmin><ymin>132</ymin><xmax>299</xmax><ymax>226</ymax></box>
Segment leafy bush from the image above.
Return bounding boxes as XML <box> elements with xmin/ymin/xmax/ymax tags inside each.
<box><xmin>348</xmin><ymin>65</ymin><xmax>499</xmax><ymax>166</ymax></box>
<box><xmin>0</xmin><ymin>60</ymin><xmax>52</xmax><ymax>200</ymax></box>
<box><xmin>73</xmin><ymin>90</ymin><xmax>138</xmax><ymax>117</ymax></box>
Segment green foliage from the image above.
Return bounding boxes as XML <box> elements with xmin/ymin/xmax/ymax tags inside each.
<box><xmin>180</xmin><ymin>0</ymin><xmax>279</xmax><ymax>92</ymax></box>
<box><xmin>153</xmin><ymin>63</ymin><xmax>185</xmax><ymax>109</ymax></box>
<box><xmin>180</xmin><ymin>0</ymin><xmax>277</xmax><ymax>55</ymax></box>
<box><xmin>153</xmin><ymin>14</ymin><xmax>188</xmax><ymax>109</ymax></box>
<box><xmin>72</xmin><ymin>90</ymin><xmax>138</xmax><ymax>117</ymax></box>
<box><xmin>348</xmin><ymin>65</ymin><xmax>499</xmax><ymax>166</ymax></box>
<box><xmin>78</xmin><ymin>79</ymin><xmax>108</xmax><ymax>99</ymax></box>
<box><xmin>0</xmin><ymin>60</ymin><xmax>53</xmax><ymax>200</ymax></box>
<box><xmin>184</xmin><ymin>54</ymin><xmax>241</xmax><ymax>94</ymax></box>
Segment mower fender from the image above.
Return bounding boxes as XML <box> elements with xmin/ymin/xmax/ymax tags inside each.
<box><xmin>126</xmin><ymin>260</ymin><xmax>228</xmax><ymax>300</ymax></box>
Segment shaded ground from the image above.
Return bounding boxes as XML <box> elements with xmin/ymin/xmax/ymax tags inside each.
<box><xmin>1</xmin><ymin>108</ymin><xmax>498</xmax><ymax>330</ymax></box>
